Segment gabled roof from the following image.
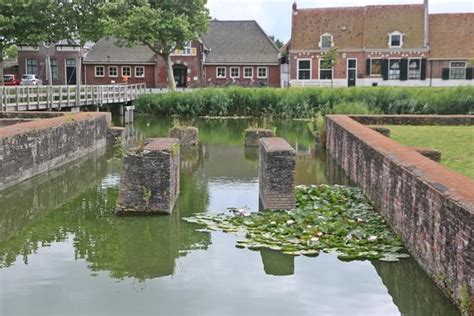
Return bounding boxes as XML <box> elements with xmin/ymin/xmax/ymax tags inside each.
<box><xmin>84</xmin><ymin>37</ymin><xmax>155</xmax><ymax>64</ymax></box>
<box><xmin>429</xmin><ymin>13</ymin><xmax>474</xmax><ymax>59</ymax></box>
<box><xmin>291</xmin><ymin>4</ymin><xmax>426</xmax><ymax>51</ymax></box>
<box><xmin>363</xmin><ymin>4</ymin><xmax>425</xmax><ymax>49</ymax></box>
<box><xmin>202</xmin><ymin>20</ymin><xmax>280</xmax><ymax>64</ymax></box>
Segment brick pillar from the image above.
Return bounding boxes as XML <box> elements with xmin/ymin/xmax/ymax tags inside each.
<box><xmin>259</xmin><ymin>137</ymin><xmax>296</xmax><ymax>211</ymax></box>
<box><xmin>116</xmin><ymin>138</ymin><xmax>180</xmax><ymax>215</ymax></box>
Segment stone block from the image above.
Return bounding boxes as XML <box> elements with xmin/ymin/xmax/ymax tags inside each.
<box><xmin>106</xmin><ymin>127</ymin><xmax>125</xmax><ymax>147</ymax></box>
<box><xmin>412</xmin><ymin>147</ymin><xmax>442</xmax><ymax>162</ymax></box>
<box><xmin>245</xmin><ymin>128</ymin><xmax>275</xmax><ymax>147</ymax></box>
<box><xmin>259</xmin><ymin>137</ymin><xmax>296</xmax><ymax>211</ymax></box>
<box><xmin>369</xmin><ymin>126</ymin><xmax>391</xmax><ymax>137</ymax></box>
<box><xmin>169</xmin><ymin>126</ymin><xmax>199</xmax><ymax>146</ymax></box>
<box><xmin>116</xmin><ymin>138</ymin><xmax>180</xmax><ymax>215</ymax></box>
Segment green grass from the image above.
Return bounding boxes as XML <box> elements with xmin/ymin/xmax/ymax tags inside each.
<box><xmin>386</xmin><ymin>125</ymin><xmax>474</xmax><ymax>179</ymax></box>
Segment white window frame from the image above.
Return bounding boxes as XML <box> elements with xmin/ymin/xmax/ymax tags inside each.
<box><xmin>408</xmin><ymin>58</ymin><xmax>422</xmax><ymax>80</ymax></box>
<box><xmin>230</xmin><ymin>67</ymin><xmax>240</xmax><ymax>79</ymax></box>
<box><xmin>183</xmin><ymin>41</ymin><xmax>192</xmax><ymax>55</ymax></box>
<box><xmin>26</xmin><ymin>58</ymin><xmax>38</xmax><ymax>75</ymax></box>
<box><xmin>297</xmin><ymin>58</ymin><xmax>312</xmax><ymax>80</ymax></box>
<box><xmin>122</xmin><ymin>66</ymin><xmax>131</xmax><ymax>77</ymax></box>
<box><xmin>319</xmin><ymin>33</ymin><xmax>334</xmax><ymax>49</ymax></box>
<box><xmin>95</xmin><ymin>65</ymin><xmax>105</xmax><ymax>78</ymax></box>
<box><xmin>370</xmin><ymin>58</ymin><xmax>382</xmax><ymax>76</ymax></box>
<box><xmin>319</xmin><ymin>59</ymin><xmax>333</xmax><ymax>80</ymax></box>
<box><xmin>243</xmin><ymin>67</ymin><xmax>253</xmax><ymax>79</ymax></box>
<box><xmin>388</xmin><ymin>58</ymin><xmax>401</xmax><ymax>80</ymax></box>
<box><xmin>449</xmin><ymin>61</ymin><xmax>467</xmax><ymax>80</ymax></box>
<box><xmin>257</xmin><ymin>67</ymin><xmax>268</xmax><ymax>79</ymax></box>
<box><xmin>108</xmin><ymin>66</ymin><xmax>118</xmax><ymax>78</ymax></box>
<box><xmin>135</xmin><ymin>66</ymin><xmax>145</xmax><ymax>78</ymax></box>
<box><xmin>50</xmin><ymin>58</ymin><xmax>58</xmax><ymax>80</ymax></box>
<box><xmin>388</xmin><ymin>31</ymin><xmax>403</xmax><ymax>48</ymax></box>
<box><xmin>216</xmin><ymin>67</ymin><xmax>226</xmax><ymax>79</ymax></box>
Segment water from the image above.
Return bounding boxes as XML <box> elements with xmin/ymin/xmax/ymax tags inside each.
<box><xmin>0</xmin><ymin>116</ymin><xmax>459</xmax><ymax>316</ymax></box>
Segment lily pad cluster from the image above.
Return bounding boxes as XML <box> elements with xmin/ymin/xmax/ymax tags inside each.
<box><xmin>183</xmin><ymin>185</ymin><xmax>410</xmax><ymax>262</ymax></box>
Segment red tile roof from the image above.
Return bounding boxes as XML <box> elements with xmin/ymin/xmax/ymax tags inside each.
<box><xmin>429</xmin><ymin>13</ymin><xmax>474</xmax><ymax>59</ymax></box>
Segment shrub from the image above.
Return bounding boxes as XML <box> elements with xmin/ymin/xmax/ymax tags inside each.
<box><xmin>134</xmin><ymin>86</ymin><xmax>474</xmax><ymax>118</ymax></box>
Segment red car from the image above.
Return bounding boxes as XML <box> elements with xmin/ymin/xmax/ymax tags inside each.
<box><xmin>3</xmin><ymin>74</ymin><xmax>21</xmax><ymax>86</ymax></box>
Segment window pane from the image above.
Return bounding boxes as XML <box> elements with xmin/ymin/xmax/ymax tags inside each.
<box><xmin>321</xmin><ymin>36</ymin><xmax>332</xmax><ymax>48</ymax></box>
<box><xmin>348</xmin><ymin>59</ymin><xmax>356</xmax><ymax>69</ymax></box>
<box><xmin>258</xmin><ymin>68</ymin><xmax>267</xmax><ymax>78</ymax></box>
<box><xmin>122</xmin><ymin>67</ymin><xmax>131</xmax><ymax>76</ymax></box>
<box><xmin>451</xmin><ymin>62</ymin><xmax>466</xmax><ymax>68</ymax></box>
<box><xmin>389</xmin><ymin>60</ymin><xmax>401</xmax><ymax>80</ymax></box>
<box><xmin>299</xmin><ymin>60</ymin><xmax>310</xmax><ymax>70</ymax></box>
<box><xmin>450</xmin><ymin>68</ymin><xmax>466</xmax><ymax>80</ymax></box>
<box><xmin>27</xmin><ymin>59</ymin><xmax>38</xmax><ymax>75</ymax></box>
<box><xmin>320</xmin><ymin>70</ymin><xmax>332</xmax><ymax>80</ymax></box>
<box><xmin>217</xmin><ymin>68</ymin><xmax>226</xmax><ymax>78</ymax></box>
<box><xmin>371</xmin><ymin>59</ymin><xmax>381</xmax><ymax>75</ymax></box>
<box><xmin>66</xmin><ymin>59</ymin><xmax>76</xmax><ymax>66</ymax></box>
<box><xmin>135</xmin><ymin>67</ymin><xmax>144</xmax><ymax>77</ymax></box>
<box><xmin>391</xmin><ymin>35</ymin><xmax>401</xmax><ymax>46</ymax></box>
<box><xmin>244</xmin><ymin>68</ymin><xmax>253</xmax><ymax>77</ymax></box>
<box><xmin>51</xmin><ymin>59</ymin><xmax>58</xmax><ymax>80</ymax></box>
<box><xmin>408</xmin><ymin>59</ymin><xmax>421</xmax><ymax>80</ymax></box>
<box><xmin>109</xmin><ymin>67</ymin><xmax>117</xmax><ymax>77</ymax></box>
<box><xmin>298</xmin><ymin>70</ymin><xmax>310</xmax><ymax>80</ymax></box>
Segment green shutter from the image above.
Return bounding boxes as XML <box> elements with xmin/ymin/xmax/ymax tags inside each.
<box><xmin>442</xmin><ymin>68</ymin><xmax>449</xmax><ymax>80</ymax></box>
<box><xmin>381</xmin><ymin>59</ymin><xmax>389</xmax><ymax>80</ymax></box>
<box><xmin>400</xmin><ymin>59</ymin><xmax>408</xmax><ymax>81</ymax></box>
<box><xmin>466</xmin><ymin>68</ymin><xmax>473</xmax><ymax>80</ymax></box>
<box><xmin>420</xmin><ymin>59</ymin><xmax>427</xmax><ymax>80</ymax></box>
<box><xmin>366</xmin><ymin>59</ymin><xmax>371</xmax><ymax>76</ymax></box>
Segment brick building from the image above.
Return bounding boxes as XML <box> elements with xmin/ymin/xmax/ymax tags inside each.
<box><xmin>82</xmin><ymin>20</ymin><xmax>281</xmax><ymax>88</ymax></box>
<box><xmin>17</xmin><ymin>40</ymin><xmax>93</xmax><ymax>85</ymax></box>
<box><xmin>287</xmin><ymin>1</ymin><xmax>474</xmax><ymax>87</ymax></box>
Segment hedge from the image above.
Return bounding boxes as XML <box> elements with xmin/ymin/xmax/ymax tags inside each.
<box><xmin>134</xmin><ymin>86</ymin><xmax>474</xmax><ymax>118</ymax></box>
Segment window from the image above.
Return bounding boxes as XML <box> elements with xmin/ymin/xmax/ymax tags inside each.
<box><xmin>66</xmin><ymin>59</ymin><xmax>76</xmax><ymax>67</ymax></box>
<box><xmin>319</xmin><ymin>59</ymin><xmax>332</xmax><ymax>80</ymax></box>
<box><xmin>122</xmin><ymin>66</ymin><xmax>131</xmax><ymax>77</ymax></box>
<box><xmin>95</xmin><ymin>66</ymin><xmax>105</xmax><ymax>77</ymax></box>
<box><xmin>230</xmin><ymin>67</ymin><xmax>240</xmax><ymax>78</ymax></box>
<box><xmin>216</xmin><ymin>67</ymin><xmax>226</xmax><ymax>78</ymax></box>
<box><xmin>135</xmin><ymin>66</ymin><xmax>145</xmax><ymax>78</ymax></box>
<box><xmin>109</xmin><ymin>66</ymin><xmax>118</xmax><ymax>77</ymax></box>
<box><xmin>370</xmin><ymin>59</ymin><xmax>382</xmax><ymax>76</ymax></box>
<box><xmin>389</xmin><ymin>31</ymin><xmax>403</xmax><ymax>48</ymax></box>
<box><xmin>244</xmin><ymin>67</ymin><xmax>253</xmax><ymax>78</ymax></box>
<box><xmin>26</xmin><ymin>58</ymin><xmax>38</xmax><ymax>75</ymax></box>
<box><xmin>450</xmin><ymin>61</ymin><xmax>467</xmax><ymax>80</ymax></box>
<box><xmin>257</xmin><ymin>67</ymin><xmax>267</xmax><ymax>79</ymax></box>
<box><xmin>183</xmin><ymin>41</ymin><xmax>192</xmax><ymax>55</ymax></box>
<box><xmin>51</xmin><ymin>59</ymin><xmax>58</xmax><ymax>80</ymax></box>
<box><xmin>298</xmin><ymin>59</ymin><xmax>311</xmax><ymax>80</ymax></box>
<box><xmin>388</xmin><ymin>59</ymin><xmax>401</xmax><ymax>80</ymax></box>
<box><xmin>408</xmin><ymin>59</ymin><xmax>421</xmax><ymax>80</ymax></box>
<box><xmin>320</xmin><ymin>33</ymin><xmax>333</xmax><ymax>49</ymax></box>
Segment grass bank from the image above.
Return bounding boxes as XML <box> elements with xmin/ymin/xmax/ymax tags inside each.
<box><xmin>134</xmin><ymin>86</ymin><xmax>474</xmax><ymax>118</ymax></box>
<box><xmin>386</xmin><ymin>125</ymin><xmax>474</xmax><ymax>179</ymax></box>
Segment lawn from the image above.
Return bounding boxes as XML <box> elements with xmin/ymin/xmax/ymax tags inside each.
<box><xmin>385</xmin><ymin>125</ymin><xmax>474</xmax><ymax>179</ymax></box>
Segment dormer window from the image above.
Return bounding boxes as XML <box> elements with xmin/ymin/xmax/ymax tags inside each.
<box><xmin>320</xmin><ymin>33</ymin><xmax>333</xmax><ymax>49</ymax></box>
<box><xmin>389</xmin><ymin>31</ymin><xmax>403</xmax><ymax>48</ymax></box>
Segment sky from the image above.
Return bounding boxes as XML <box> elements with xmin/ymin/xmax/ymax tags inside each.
<box><xmin>207</xmin><ymin>0</ymin><xmax>474</xmax><ymax>42</ymax></box>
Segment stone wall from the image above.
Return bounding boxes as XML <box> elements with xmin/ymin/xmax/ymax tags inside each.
<box><xmin>259</xmin><ymin>137</ymin><xmax>296</xmax><ymax>211</ymax></box>
<box><xmin>350</xmin><ymin>115</ymin><xmax>474</xmax><ymax>126</ymax></box>
<box><xmin>325</xmin><ymin>115</ymin><xmax>474</xmax><ymax>310</ymax></box>
<box><xmin>116</xmin><ymin>138</ymin><xmax>180</xmax><ymax>215</ymax></box>
<box><xmin>0</xmin><ymin>112</ymin><xmax>110</xmax><ymax>191</ymax></box>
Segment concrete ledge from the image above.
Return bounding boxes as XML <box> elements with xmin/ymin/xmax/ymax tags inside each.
<box><xmin>325</xmin><ymin>115</ymin><xmax>473</xmax><ymax>309</ymax></box>
<box><xmin>350</xmin><ymin>115</ymin><xmax>474</xmax><ymax>126</ymax></box>
<box><xmin>0</xmin><ymin>112</ymin><xmax>111</xmax><ymax>191</ymax></box>
<box><xmin>411</xmin><ymin>147</ymin><xmax>442</xmax><ymax>162</ymax></box>
<box><xmin>369</xmin><ymin>126</ymin><xmax>391</xmax><ymax>137</ymax></box>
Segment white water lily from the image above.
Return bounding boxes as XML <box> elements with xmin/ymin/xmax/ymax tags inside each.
<box><xmin>368</xmin><ymin>235</ymin><xmax>378</xmax><ymax>242</ymax></box>
<box><xmin>286</xmin><ymin>220</ymin><xmax>295</xmax><ymax>225</ymax></box>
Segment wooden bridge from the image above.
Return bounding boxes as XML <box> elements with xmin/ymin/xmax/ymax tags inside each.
<box><xmin>0</xmin><ymin>83</ymin><xmax>146</xmax><ymax>112</ymax></box>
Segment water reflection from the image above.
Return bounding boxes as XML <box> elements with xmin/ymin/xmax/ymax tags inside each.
<box><xmin>0</xmin><ymin>115</ymin><xmax>460</xmax><ymax>315</ymax></box>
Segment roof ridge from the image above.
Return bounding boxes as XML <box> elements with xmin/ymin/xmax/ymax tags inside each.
<box><xmin>297</xmin><ymin>3</ymin><xmax>423</xmax><ymax>11</ymax></box>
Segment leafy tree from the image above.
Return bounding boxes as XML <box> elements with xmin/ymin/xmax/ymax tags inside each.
<box><xmin>107</xmin><ymin>0</ymin><xmax>209</xmax><ymax>91</ymax></box>
<box><xmin>3</xmin><ymin>46</ymin><xmax>17</xmax><ymax>59</ymax></box>
<box><xmin>269</xmin><ymin>35</ymin><xmax>284</xmax><ymax>49</ymax></box>
<box><xmin>0</xmin><ymin>0</ymin><xmax>56</xmax><ymax>85</ymax></box>
<box><xmin>321</xmin><ymin>47</ymin><xmax>339</xmax><ymax>88</ymax></box>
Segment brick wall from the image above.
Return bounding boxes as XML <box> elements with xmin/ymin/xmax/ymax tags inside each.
<box><xmin>204</xmin><ymin>65</ymin><xmax>280</xmax><ymax>87</ymax></box>
<box><xmin>84</xmin><ymin>64</ymin><xmax>155</xmax><ymax>88</ymax></box>
<box><xmin>0</xmin><ymin>112</ymin><xmax>110</xmax><ymax>191</ymax></box>
<box><xmin>325</xmin><ymin>115</ymin><xmax>474</xmax><ymax>309</ymax></box>
<box><xmin>116</xmin><ymin>138</ymin><xmax>180</xmax><ymax>215</ymax></box>
<box><xmin>259</xmin><ymin>137</ymin><xmax>296</xmax><ymax>210</ymax></box>
<box><xmin>350</xmin><ymin>115</ymin><xmax>474</xmax><ymax>126</ymax></box>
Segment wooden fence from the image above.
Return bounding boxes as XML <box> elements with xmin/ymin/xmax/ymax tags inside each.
<box><xmin>0</xmin><ymin>83</ymin><xmax>146</xmax><ymax>112</ymax></box>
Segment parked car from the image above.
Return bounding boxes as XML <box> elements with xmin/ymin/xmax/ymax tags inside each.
<box><xmin>3</xmin><ymin>74</ymin><xmax>21</xmax><ymax>86</ymax></box>
<box><xmin>20</xmin><ymin>74</ymin><xmax>42</xmax><ymax>86</ymax></box>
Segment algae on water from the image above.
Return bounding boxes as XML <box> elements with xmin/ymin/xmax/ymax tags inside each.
<box><xmin>183</xmin><ymin>185</ymin><xmax>410</xmax><ymax>262</ymax></box>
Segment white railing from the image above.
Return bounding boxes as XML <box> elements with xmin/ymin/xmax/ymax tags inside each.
<box><xmin>0</xmin><ymin>83</ymin><xmax>146</xmax><ymax>112</ymax></box>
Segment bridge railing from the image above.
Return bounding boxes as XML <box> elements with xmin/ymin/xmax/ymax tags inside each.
<box><xmin>0</xmin><ymin>83</ymin><xmax>146</xmax><ymax>112</ymax></box>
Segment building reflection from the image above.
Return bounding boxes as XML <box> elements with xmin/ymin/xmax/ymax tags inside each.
<box><xmin>260</xmin><ymin>249</ymin><xmax>295</xmax><ymax>276</ymax></box>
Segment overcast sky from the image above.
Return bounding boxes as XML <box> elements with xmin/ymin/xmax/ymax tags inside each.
<box><xmin>207</xmin><ymin>0</ymin><xmax>474</xmax><ymax>41</ymax></box>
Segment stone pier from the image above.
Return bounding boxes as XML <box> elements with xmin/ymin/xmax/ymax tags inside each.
<box><xmin>169</xmin><ymin>126</ymin><xmax>199</xmax><ymax>146</ymax></box>
<box><xmin>244</xmin><ymin>128</ymin><xmax>274</xmax><ymax>147</ymax></box>
<box><xmin>116</xmin><ymin>138</ymin><xmax>180</xmax><ymax>215</ymax></box>
<box><xmin>259</xmin><ymin>137</ymin><xmax>296</xmax><ymax>211</ymax></box>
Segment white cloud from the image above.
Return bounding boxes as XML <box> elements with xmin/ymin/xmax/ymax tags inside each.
<box><xmin>207</xmin><ymin>0</ymin><xmax>474</xmax><ymax>41</ymax></box>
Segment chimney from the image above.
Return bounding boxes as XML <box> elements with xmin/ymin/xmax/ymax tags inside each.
<box><xmin>292</xmin><ymin>1</ymin><xmax>297</xmax><ymax>11</ymax></box>
<box><xmin>424</xmin><ymin>0</ymin><xmax>429</xmax><ymax>47</ymax></box>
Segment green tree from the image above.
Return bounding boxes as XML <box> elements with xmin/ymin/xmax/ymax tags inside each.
<box><xmin>107</xmin><ymin>0</ymin><xmax>209</xmax><ymax>91</ymax></box>
<box><xmin>0</xmin><ymin>0</ymin><xmax>56</xmax><ymax>85</ymax></box>
<box><xmin>321</xmin><ymin>47</ymin><xmax>339</xmax><ymax>88</ymax></box>
<box><xmin>3</xmin><ymin>46</ymin><xmax>17</xmax><ymax>59</ymax></box>
<box><xmin>269</xmin><ymin>35</ymin><xmax>284</xmax><ymax>49</ymax></box>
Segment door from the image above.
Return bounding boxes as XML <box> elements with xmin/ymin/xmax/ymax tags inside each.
<box><xmin>173</xmin><ymin>64</ymin><xmax>187</xmax><ymax>88</ymax></box>
<box><xmin>65</xmin><ymin>59</ymin><xmax>77</xmax><ymax>85</ymax></box>
<box><xmin>347</xmin><ymin>59</ymin><xmax>357</xmax><ymax>87</ymax></box>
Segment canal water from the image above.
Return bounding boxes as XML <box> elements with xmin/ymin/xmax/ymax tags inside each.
<box><xmin>0</xmin><ymin>116</ymin><xmax>459</xmax><ymax>316</ymax></box>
